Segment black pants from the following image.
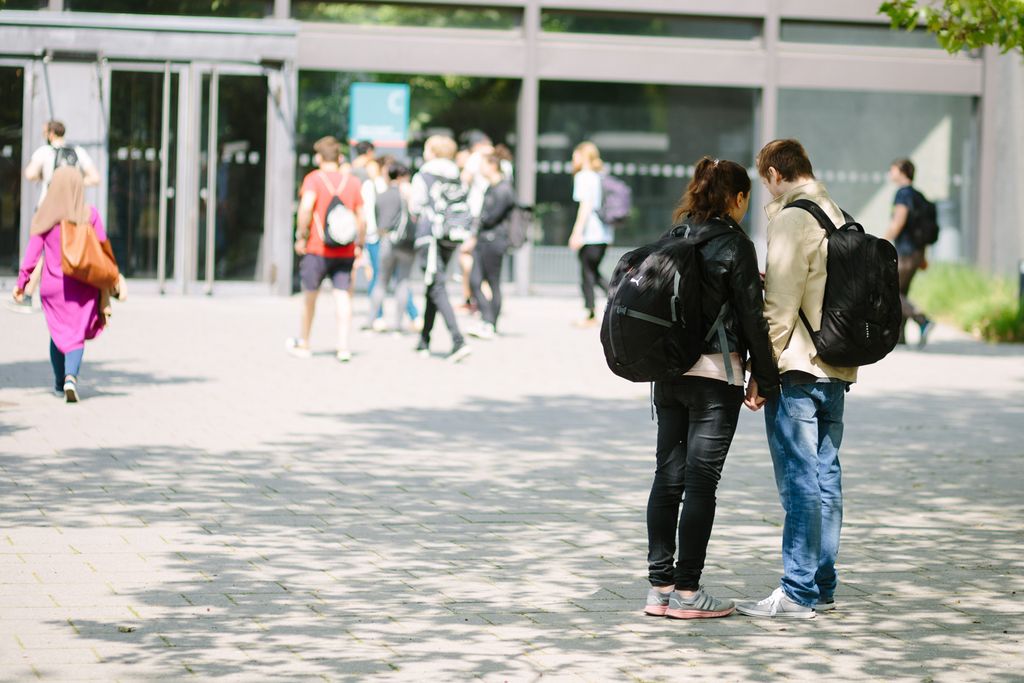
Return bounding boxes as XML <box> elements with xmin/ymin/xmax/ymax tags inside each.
<box><xmin>421</xmin><ymin>242</ymin><xmax>463</xmax><ymax>346</ymax></box>
<box><xmin>897</xmin><ymin>248</ymin><xmax>927</xmax><ymax>340</ymax></box>
<box><xmin>578</xmin><ymin>243</ymin><xmax>608</xmax><ymax>315</ymax></box>
<box><xmin>470</xmin><ymin>236</ymin><xmax>507</xmax><ymax>327</ymax></box>
<box><xmin>647</xmin><ymin>377</ymin><xmax>743</xmax><ymax>590</ymax></box>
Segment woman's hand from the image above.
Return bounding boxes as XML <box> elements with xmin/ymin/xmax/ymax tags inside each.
<box><xmin>744</xmin><ymin>377</ymin><xmax>766</xmax><ymax>412</ymax></box>
<box><xmin>294</xmin><ymin>237</ymin><xmax>307</xmax><ymax>256</ymax></box>
<box><xmin>12</xmin><ymin>287</ymin><xmax>24</xmax><ymax>303</ymax></box>
<box><xmin>568</xmin><ymin>233</ymin><xmax>584</xmax><ymax>252</ymax></box>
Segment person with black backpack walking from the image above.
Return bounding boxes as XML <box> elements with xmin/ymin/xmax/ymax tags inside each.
<box><xmin>736</xmin><ymin>139</ymin><xmax>880</xmax><ymax>619</ymax></box>
<box><xmin>641</xmin><ymin>157</ymin><xmax>779</xmax><ymax>620</ymax></box>
<box><xmin>466</xmin><ymin>153</ymin><xmax>516</xmax><ymax>340</ymax></box>
<box><xmin>885</xmin><ymin>158</ymin><xmax>935</xmax><ymax>348</ymax></box>
<box><xmin>568</xmin><ymin>141</ymin><xmax>613</xmax><ymax>327</ymax></box>
<box><xmin>367</xmin><ymin>162</ymin><xmax>421</xmax><ymax>334</ymax></box>
<box><xmin>409</xmin><ymin>135</ymin><xmax>472</xmax><ymax>362</ymax></box>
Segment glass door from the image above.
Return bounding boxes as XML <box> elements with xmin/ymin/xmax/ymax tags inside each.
<box><xmin>107</xmin><ymin>66</ymin><xmax>177</xmax><ymax>283</ymax></box>
<box><xmin>0</xmin><ymin>65</ymin><xmax>23</xmax><ymax>275</ymax></box>
<box><xmin>197</xmin><ymin>69</ymin><xmax>268</xmax><ymax>289</ymax></box>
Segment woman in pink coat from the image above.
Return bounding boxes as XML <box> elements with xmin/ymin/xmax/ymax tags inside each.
<box><xmin>13</xmin><ymin>167</ymin><xmax>107</xmax><ymax>402</ymax></box>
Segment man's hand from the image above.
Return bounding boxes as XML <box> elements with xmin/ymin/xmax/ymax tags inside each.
<box><xmin>744</xmin><ymin>377</ymin><xmax>767</xmax><ymax>412</ymax></box>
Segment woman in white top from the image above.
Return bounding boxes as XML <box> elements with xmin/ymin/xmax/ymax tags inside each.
<box><xmin>567</xmin><ymin>141</ymin><xmax>613</xmax><ymax>325</ymax></box>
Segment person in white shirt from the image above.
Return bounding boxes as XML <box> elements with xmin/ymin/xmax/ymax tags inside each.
<box><xmin>10</xmin><ymin>121</ymin><xmax>100</xmax><ymax>314</ymax></box>
<box><xmin>567</xmin><ymin>141</ymin><xmax>613</xmax><ymax>326</ymax></box>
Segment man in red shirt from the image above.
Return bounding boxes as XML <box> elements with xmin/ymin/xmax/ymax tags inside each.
<box><xmin>287</xmin><ymin>136</ymin><xmax>366</xmax><ymax>362</ymax></box>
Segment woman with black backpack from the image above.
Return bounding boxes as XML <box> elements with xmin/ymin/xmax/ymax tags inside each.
<box><xmin>643</xmin><ymin>157</ymin><xmax>779</xmax><ymax>620</ymax></box>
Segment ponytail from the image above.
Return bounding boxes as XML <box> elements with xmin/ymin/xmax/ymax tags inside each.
<box><xmin>673</xmin><ymin>156</ymin><xmax>751</xmax><ymax>224</ymax></box>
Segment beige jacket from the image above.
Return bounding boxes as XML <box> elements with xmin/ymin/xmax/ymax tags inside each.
<box><xmin>763</xmin><ymin>181</ymin><xmax>858</xmax><ymax>383</ymax></box>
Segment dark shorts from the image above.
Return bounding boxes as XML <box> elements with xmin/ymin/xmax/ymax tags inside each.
<box><xmin>300</xmin><ymin>254</ymin><xmax>354</xmax><ymax>292</ymax></box>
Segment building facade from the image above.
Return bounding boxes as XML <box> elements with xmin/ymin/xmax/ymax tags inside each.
<box><xmin>0</xmin><ymin>0</ymin><xmax>1019</xmax><ymax>295</ymax></box>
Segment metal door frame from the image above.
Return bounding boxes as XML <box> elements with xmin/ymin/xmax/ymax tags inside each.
<box><xmin>187</xmin><ymin>61</ymin><xmax>277</xmax><ymax>296</ymax></box>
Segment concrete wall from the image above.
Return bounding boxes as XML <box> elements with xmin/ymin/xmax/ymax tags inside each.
<box><xmin>989</xmin><ymin>53</ymin><xmax>1024</xmax><ymax>276</ymax></box>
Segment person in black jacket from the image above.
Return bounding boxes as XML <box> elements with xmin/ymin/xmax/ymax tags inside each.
<box><xmin>643</xmin><ymin>157</ymin><xmax>779</xmax><ymax>620</ymax></box>
<box><xmin>467</xmin><ymin>154</ymin><xmax>516</xmax><ymax>339</ymax></box>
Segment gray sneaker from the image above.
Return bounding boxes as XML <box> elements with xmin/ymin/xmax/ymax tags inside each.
<box><xmin>665</xmin><ymin>587</ymin><xmax>735</xmax><ymax>620</ymax></box>
<box><xmin>736</xmin><ymin>587</ymin><xmax>815</xmax><ymax>619</ymax></box>
<box><xmin>643</xmin><ymin>588</ymin><xmax>672</xmax><ymax>617</ymax></box>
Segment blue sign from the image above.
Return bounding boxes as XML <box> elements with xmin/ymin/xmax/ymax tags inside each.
<box><xmin>349</xmin><ymin>83</ymin><xmax>410</xmax><ymax>147</ymax></box>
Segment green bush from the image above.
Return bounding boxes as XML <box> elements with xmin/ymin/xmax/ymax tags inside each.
<box><xmin>909</xmin><ymin>262</ymin><xmax>1024</xmax><ymax>342</ymax></box>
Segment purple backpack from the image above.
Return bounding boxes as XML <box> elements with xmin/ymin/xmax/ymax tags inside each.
<box><xmin>597</xmin><ymin>173</ymin><xmax>632</xmax><ymax>225</ymax></box>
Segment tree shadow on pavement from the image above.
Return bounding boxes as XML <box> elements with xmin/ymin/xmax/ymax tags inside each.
<box><xmin>0</xmin><ymin>360</ymin><xmax>208</xmax><ymax>397</ymax></box>
<box><xmin>2</xmin><ymin>387</ymin><xmax>1021</xmax><ymax>681</ymax></box>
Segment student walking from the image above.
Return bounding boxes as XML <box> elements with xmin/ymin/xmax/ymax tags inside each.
<box><xmin>467</xmin><ymin>154</ymin><xmax>516</xmax><ymax>339</ymax></box>
<box><xmin>11</xmin><ymin>120</ymin><xmax>101</xmax><ymax>314</ymax></box>
<box><xmin>736</xmin><ymin>139</ymin><xmax>857</xmax><ymax>619</ymax></box>
<box><xmin>568</xmin><ymin>141</ymin><xmax>612</xmax><ymax>326</ymax></box>
<box><xmin>287</xmin><ymin>136</ymin><xmax>365</xmax><ymax>363</ymax></box>
<box><xmin>409</xmin><ymin>135</ymin><xmax>472</xmax><ymax>362</ymax></box>
<box><xmin>12</xmin><ymin>168</ymin><xmax>110</xmax><ymax>402</ymax></box>
<box><xmin>367</xmin><ymin>163</ymin><xmax>420</xmax><ymax>333</ymax></box>
<box><xmin>885</xmin><ymin>158</ymin><xmax>934</xmax><ymax>347</ymax></box>
<box><xmin>643</xmin><ymin>157</ymin><xmax>779</xmax><ymax>620</ymax></box>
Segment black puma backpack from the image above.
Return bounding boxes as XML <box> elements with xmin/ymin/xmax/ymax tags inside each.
<box><xmin>786</xmin><ymin>199</ymin><xmax>901</xmax><ymax>367</ymax></box>
<box><xmin>600</xmin><ymin>221</ymin><xmax>735</xmax><ymax>383</ymax></box>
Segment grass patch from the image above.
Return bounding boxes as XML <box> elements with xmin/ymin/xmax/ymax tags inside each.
<box><xmin>910</xmin><ymin>262</ymin><xmax>1024</xmax><ymax>342</ymax></box>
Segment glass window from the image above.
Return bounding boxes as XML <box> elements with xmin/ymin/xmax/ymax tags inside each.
<box><xmin>292</xmin><ymin>2</ymin><xmax>522</xmax><ymax>29</ymax></box>
<box><xmin>780</xmin><ymin>20</ymin><xmax>942</xmax><ymax>50</ymax></box>
<box><xmin>536</xmin><ymin>81</ymin><xmax>758</xmax><ymax>249</ymax></box>
<box><xmin>541</xmin><ymin>10</ymin><xmax>761</xmax><ymax>41</ymax></box>
<box><xmin>778</xmin><ymin>89</ymin><xmax>976</xmax><ymax>261</ymax></box>
<box><xmin>0</xmin><ymin>67</ymin><xmax>23</xmax><ymax>275</ymax></box>
<box><xmin>63</xmin><ymin>0</ymin><xmax>270</xmax><ymax>18</ymax></box>
<box><xmin>3</xmin><ymin>0</ymin><xmax>48</xmax><ymax>9</ymax></box>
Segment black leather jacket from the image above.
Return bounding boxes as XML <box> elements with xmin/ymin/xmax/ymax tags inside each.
<box><xmin>682</xmin><ymin>215</ymin><xmax>780</xmax><ymax>396</ymax></box>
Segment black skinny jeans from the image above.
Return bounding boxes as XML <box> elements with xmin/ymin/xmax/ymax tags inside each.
<box><xmin>578</xmin><ymin>243</ymin><xmax>608</xmax><ymax>315</ymax></box>
<box><xmin>420</xmin><ymin>242</ymin><xmax>464</xmax><ymax>346</ymax></box>
<box><xmin>470</xmin><ymin>236</ymin><xmax>507</xmax><ymax>327</ymax></box>
<box><xmin>647</xmin><ymin>377</ymin><xmax>743</xmax><ymax>590</ymax></box>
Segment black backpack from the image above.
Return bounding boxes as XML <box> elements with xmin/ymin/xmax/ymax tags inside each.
<box><xmin>600</xmin><ymin>221</ymin><xmax>735</xmax><ymax>383</ymax></box>
<box><xmin>786</xmin><ymin>199</ymin><xmax>901</xmax><ymax>367</ymax></box>
<box><xmin>52</xmin><ymin>145</ymin><xmax>80</xmax><ymax>171</ymax></box>
<box><xmin>907</xmin><ymin>188</ymin><xmax>939</xmax><ymax>248</ymax></box>
<box><xmin>422</xmin><ymin>174</ymin><xmax>473</xmax><ymax>245</ymax></box>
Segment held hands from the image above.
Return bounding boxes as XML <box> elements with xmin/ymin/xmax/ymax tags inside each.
<box><xmin>744</xmin><ymin>377</ymin><xmax>767</xmax><ymax>412</ymax></box>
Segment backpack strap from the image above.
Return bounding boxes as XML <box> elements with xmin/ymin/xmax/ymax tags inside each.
<box><xmin>703</xmin><ymin>303</ymin><xmax>735</xmax><ymax>385</ymax></box>
<box><xmin>785</xmin><ymin>199</ymin><xmax>838</xmax><ymax>237</ymax></box>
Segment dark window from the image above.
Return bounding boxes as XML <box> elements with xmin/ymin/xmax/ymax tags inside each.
<box><xmin>541</xmin><ymin>9</ymin><xmax>761</xmax><ymax>41</ymax></box>
<box><xmin>64</xmin><ymin>0</ymin><xmax>270</xmax><ymax>18</ymax></box>
<box><xmin>292</xmin><ymin>2</ymin><xmax>522</xmax><ymax>29</ymax></box>
<box><xmin>780</xmin><ymin>20</ymin><xmax>943</xmax><ymax>50</ymax></box>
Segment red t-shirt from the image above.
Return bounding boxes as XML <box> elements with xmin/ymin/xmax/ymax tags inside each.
<box><xmin>300</xmin><ymin>169</ymin><xmax>363</xmax><ymax>258</ymax></box>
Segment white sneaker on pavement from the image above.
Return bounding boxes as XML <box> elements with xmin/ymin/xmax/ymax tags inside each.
<box><xmin>735</xmin><ymin>587</ymin><xmax>815</xmax><ymax>619</ymax></box>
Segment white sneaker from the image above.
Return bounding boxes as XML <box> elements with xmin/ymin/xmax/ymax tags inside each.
<box><xmin>371</xmin><ymin>318</ymin><xmax>388</xmax><ymax>333</ymax></box>
<box><xmin>335</xmin><ymin>350</ymin><xmax>352</xmax><ymax>363</ymax></box>
<box><xmin>735</xmin><ymin>587</ymin><xmax>815</xmax><ymax>619</ymax></box>
<box><xmin>467</xmin><ymin>323</ymin><xmax>495</xmax><ymax>340</ymax></box>
<box><xmin>285</xmin><ymin>338</ymin><xmax>312</xmax><ymax>359</ymax></box>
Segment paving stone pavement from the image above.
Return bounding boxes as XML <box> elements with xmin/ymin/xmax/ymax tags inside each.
<box><xmin>1</xmin><ymin>290</ymin><xmax>1022</xmax><ymax>682</ymax></box>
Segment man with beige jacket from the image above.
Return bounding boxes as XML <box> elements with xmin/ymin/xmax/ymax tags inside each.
<box><xmin>736</xmin><ymin>139</ymin><xmax>856</xmax><ymax>620</ymax></box>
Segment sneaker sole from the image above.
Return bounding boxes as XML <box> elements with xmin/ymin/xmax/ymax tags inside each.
<box><xmin>735</xmin><ymin>607</ymin><xmax>815</xmax><ymax>619</ymax></box>
<box><xmin>449</xmin><ymin>347</ymin><xmax>472</xmax><ymax>363</ymax></box>
<box><xmin>815</xmin><ymin>602</ymin><xmax>836</xmax><ymax>612</ymax></box>
<box><xmin>665</xmin><ymin>606</ymin><xmax>735</xmax><ymax>620</ymax></box>
<box><xmin>64</xmin><ymin>386</ymin><xmax>79</xmax><ymax>403</ymax></box>
<box><xmin>643</xmin><ymin>605</ymin><xmax>669</xmax><ymax>617</ymax></box>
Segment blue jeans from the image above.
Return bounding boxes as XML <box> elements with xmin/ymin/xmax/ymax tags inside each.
<box><xmin>764</xmin><ymin>379</ymin><xmax>847</xmax><ymax>607</ymax></box>
<box><xmin>50</xmin><ymin>339</ymin><xmax>84</xmax><ymax>389</ymax></box>
<box><xmin>367</xmin><ymin>239</ymin><xmax>418</xmax><ymax>321</ymax></box>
